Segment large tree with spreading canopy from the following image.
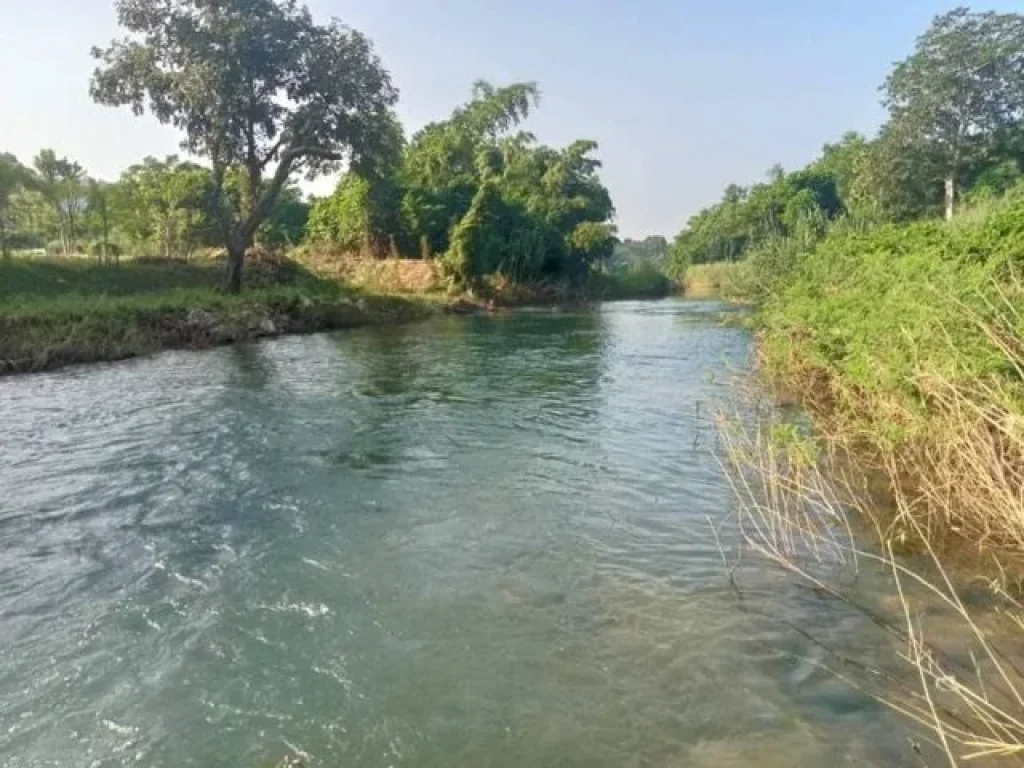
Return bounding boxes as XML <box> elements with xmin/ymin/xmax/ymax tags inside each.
<box><xmin>884</xmin><ymin>8</ymin><xmax>1024</xmax><ymax>220</ymax></box>
<box><xmin>91</xmin><ymin>0</ymin><xmax>398</xmax><ymax>290</ymax></box>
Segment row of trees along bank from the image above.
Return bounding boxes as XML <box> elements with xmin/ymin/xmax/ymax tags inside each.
<box><xmin>1</xmin><ymin>0</ymin><xmax>619</xmax><ymax>295</ymax></box>
<box><xmin>668</xmin><ymin>7</ymin><xmax>1024</xmax><ymax>280</ymax></box>
<box><xmin>0</xmin><ymin>152</ymin><xmax>308</xmax><ymax>263</ymax></box>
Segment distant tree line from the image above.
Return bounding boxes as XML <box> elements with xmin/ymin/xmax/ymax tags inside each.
<box><xmin>669</xmin><ymin>7</ymin><xmax>1024</xmax><ymax>275</ymax></box>
<box><xmin>612</xmin><ymin>236</ymin><xmax>669</xmax><ymax>269</ymax></box>
<box><xmin>0</xmin><ymin>151</ymin><xmax>308</xmax><ymax>262</ymax></box>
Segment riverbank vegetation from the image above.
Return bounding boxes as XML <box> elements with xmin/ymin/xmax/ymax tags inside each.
<box><xmin>686</xmin><ymin>7</ymin><xmax>1024</xmax><ymax>762</ymax></box>
<box><xmin>0</xmin><ymin>255</ymin><xmax>436</xmax><ymax>374</ymax></box>
<box><xmin>0</xmin><ymin>0</ymin><xmax>644</xmax><ymax>296</ymax></box>
<box><xmin>0</xmin><ymin>0</ymin><xmax>678</xmax><ymax>373</ymax></box>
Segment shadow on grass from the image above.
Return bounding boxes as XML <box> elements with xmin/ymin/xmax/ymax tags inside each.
<box><xmin>0</xmin><ymin>254</ymin><xmax>341</xmax><ymax>307</ymax></box>
<box><xmin>0</xmin><ymin>254</ymin><xmax>440</xmax><ymax>375</ymax></box>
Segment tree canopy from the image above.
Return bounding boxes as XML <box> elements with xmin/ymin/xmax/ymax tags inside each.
<box><xmin>668</xmin><ymin>7</ymin><xmax>1024</xmax><ymax>275</ymax></box>
<box><xmin>884</xmin><ymin>8</ymin><xmax>1024</xmax><ymax>219</ymax></box>
<box><xmin>91</xmin><ymin>0</ymin><xmax>397</xmax><ymax>290</ymax></box>
<box><xmin>309</xmin><ymin>80</ymin><xmax>617</xmax><ymax>285</ymax></box>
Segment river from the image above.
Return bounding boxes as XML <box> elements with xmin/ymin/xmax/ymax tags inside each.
<box><xmin>0</xmin><ymin>299</ymin><xmax>925</xmax><ymax>766</ymax></box>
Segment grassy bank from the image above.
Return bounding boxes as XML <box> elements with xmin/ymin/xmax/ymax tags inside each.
<box><xmin>722</xmin><ymin>196</ymin><xmax>1024</xmax><ymax>762</ymax></box>
<box><xmin>0</xmin><ymin>256</ymin><xmax>438</xmax><ymax>375</ymax></box>
<box><xmin>747</xmin><ymin>197</ymin><xmax>1024</xmax><ymax>561</ymax></box>
<box><xmin>0</xmin><ymin>252</ymin><xmax>677</xmax><ymax>375</ymax></box>
<box><xmin>296</xmin><ymin>245</ymin><xmax>677</xmax><ymax>304</ymax></box>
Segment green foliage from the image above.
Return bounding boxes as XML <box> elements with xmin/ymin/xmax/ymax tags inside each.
<box><xmin>33</xmin><ymin>149</ymin><xmax>87</xmax><ymax>253</ymax></box>
<box><xmin>0</xmin><ymin>153</ymin><xmax>34</xmax><ymax>257</ymax></box>
<box><xmin>259</xmin><ymin>185</ymin><xmax>310</xmax><ymax>249</ymax></box>
<box><xmin>432</xmin><ymin>90</ymin><xmax>615</xmax><ymax>285</ymax></box>
<box><xmin>308</xmin><ymin>111</ymin><xmax>406</xmax><ymax>255</ymax></box>
<box><xmin>400</xmin><ymin>82</ymin><xmax>542</xmax><ymax>257</ymax></box>
<box><xmin>90</xmin><ymin>0</ymin><xmax>398</xmax><ymax>290</ymax></box>
<box><xmin>760</xmin><ymin>198</ymin><xmax>1024</xmax><ymax>408</ymax></box>
<box><xmin>590</xmin><ymin>261</ymin><xmax>673</xmax><ymax>299</ymax></box>
<box><xmin>568</xmin><ymin>221</ymin><xmax>616</xmax><ymax>270</ymax></box>
<box><xmin>309</xmin><ymin>80</ymin><xmax>617</xmax><ymax>287</ymax></box>
<box><xmin>668</xmin><ymin>9</ymin><xmax>1024</xmax><ymax>282</ymax></box>
<box><xmin>884</xmin><ymin>8</ymin><xmax>1024</xmax><ymax>218</ymax></box>
<box><xmin>115</xmin><ymin>156</ymin><xmax>213</xmax><ymax>259</ymax></box>
<box><xmin>309</xmin><ymin>174</ymin><xmax>373</xmax><ymax>251</ymax></box>
<box><xmin>668</xmin><ymin>165</ymin><xmax>843</xmax><ymax>274</ymax></box>
<box><xmin>613</xmin><ymin>236</ymin><xmax>668</xmax><ymax>269</ymax></box>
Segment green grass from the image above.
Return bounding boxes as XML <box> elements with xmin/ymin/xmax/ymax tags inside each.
<box><xmin>587</xmin><ymin>263</ymin><xmax>675</xmax><ymax>299</ymax></box>
<box><xmin>0</xmin><ymin>258</ymin><xmax>225</xmax><ymax>302</ymax></box>
<box><xmin>756</xmin><ymin>195</ymin><xmax>1024</xmax><ymax>439</ymax></box>
<box><xmin>0</xmin><ymin>252</ymin><xmax>680</xmax><ymax>374</ymax></box>
<box><xmin>0</xmin><ymin>254</ymin><xmax>334</xmax><ymax>305</ymax></box>
<box><xmin>0</xmin><ymin>255</ymin><xmax>435</xmax><ymax>374</ymax></box>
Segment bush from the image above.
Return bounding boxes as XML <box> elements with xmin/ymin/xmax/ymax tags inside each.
<box><xmin>590</xmin><ymin>262</ymin><xmax>673</xmax><ymax>299</ymax></box>
<box><xmin>759</xmin><ymin>196</ymin><xmax>1024</xmax><ymax>425</ymax></box>
<box><xmin>683</xmin><ymin>261</ymin><xmax>753</xmax><ymax>299</ymax></box>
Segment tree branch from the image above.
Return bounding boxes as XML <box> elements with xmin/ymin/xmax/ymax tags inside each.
<box><xmin>257</xmin><ymin>136</ymin><xmax>287</xmax><ymax>171</ymax></box>
<box><xmin>237</xmin><ymin>145</ymin><xmax>343</xmax><ymax>244</ymax></box>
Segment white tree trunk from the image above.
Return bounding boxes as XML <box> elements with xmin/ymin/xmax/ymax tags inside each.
<box><xmin>945</xmin><ymin>176</ymin><xmax>956</xmax><ymax>221</ymax></box>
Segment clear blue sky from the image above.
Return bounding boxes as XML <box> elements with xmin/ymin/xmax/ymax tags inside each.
<box><xmin>1</xmin><ymin>1</ymin><xmax>1019</xmax><ymax>238</ymax></box>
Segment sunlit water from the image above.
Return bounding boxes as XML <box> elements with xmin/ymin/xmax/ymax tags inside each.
<box><xmin>0</xmin><ymin>300</ymin><xmax>925</xmax><ymax>766</ymax></box>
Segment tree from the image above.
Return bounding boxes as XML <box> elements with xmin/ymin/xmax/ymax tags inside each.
<box><xmin>308</xmin><ymin>113</ymin><xmax>406</xmax><ymax>255</ymax></box>
<box><xmin>884</xmin><ymin>8</ymin><xmax>1024</xmax><ymax>220</ymax></box>
<box><xmin>257</xmin><ymin>184</ymin><xmax>310</xmax><ymax>249</ymax></box>
<box><xmin>33</xmin><ymin>149</ymin><xmax>87</xmax><ymax>253</ymax></box>
<box><xmin>117</xmin><ymin>156</ymin><xmax>212</xmax><ymax>260</ymax></box>
<box><xmin>91</xmin><ymin>0</ymin><xmax>398</xmax><ymax>291</ymax></box>
<box><xmin>85</xmin><ymin>180</ymin><xmax>117</xmax><ymax>263</ymax></box>
<box><xmin>0</xmin><ymin>154</ymin><xmax>32</xmax><ymax>258</ymax></box>
<box><xmin>402</xmin><ymin>82</ymin><xmax>540</xmax><ymax>256</ymax></box>
<box><xmin>613</xmin><ymin>236</ymin><xmax>669</xmax><ymax>268</ymax></box>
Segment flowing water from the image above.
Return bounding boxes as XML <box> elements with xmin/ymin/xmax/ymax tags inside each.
<box><xmin>0</xmin><ymin>300</ymin><xmax>925</xmax><ymax>767</ymax></box>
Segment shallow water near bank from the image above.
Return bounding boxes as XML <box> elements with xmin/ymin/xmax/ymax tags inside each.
<box><xmin>0</xmin><ymin>299</ymin><xmax>924</xmax><ymax>766</ymax></box>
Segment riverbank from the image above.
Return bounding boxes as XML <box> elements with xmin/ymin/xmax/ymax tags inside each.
<box><xmin>723</xmin><ymin>196</ymin><xmax>1024</xmax><ymax>762</ymax></box>
<box><xmin>0</xmin><ymin>253</ymin><xmax>676</xmax><ymax>375</ymax></box>
<box><xmin>0</xmin><ymin>287</ymin><xmax>439</xmax><ymax>375</ymax></box>
<box><xmin>752</xmin><ymin>199</ymin><xmax>1024</xmax><ymax>561</ymax></box>
<box><xmin>681</xmin><ymin>261</ymin><xmax>752</xmax><ymax>300</ymax></box>
<box><xmin>0</xmin><ymin>255</ymin><xmax>436</xmax><ymax>375</ymax></box>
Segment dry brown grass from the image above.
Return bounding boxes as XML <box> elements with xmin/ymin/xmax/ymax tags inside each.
<box><xmin>720</xmin><ymin>301</ymin><xmax>1024</xmax><ymax>765</ymax></box>
<box><xmin>721</xmin><ymin>413</ymin><xmax>1024</xmax><ymax>765</ymax></box>
<box><xmin>293</xmin><ymin>246</ymin><xmax>444</xmax><ymax>295</ymax></box>
<box><xmin>684</xmin><ymin>261</ymin><xmax>753</xmax><ymax>299</ymax></box>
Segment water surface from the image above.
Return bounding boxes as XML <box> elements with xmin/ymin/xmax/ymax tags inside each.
<box><xmin>0</xmin><ymin>300</ymin><xmax>920</xmax><ymax>766</ymax></box>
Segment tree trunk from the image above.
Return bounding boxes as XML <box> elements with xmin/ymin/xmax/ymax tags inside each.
<box><xmin>225</xmin><ymin>240</ymin><xmax>246</xmax><ymax>294</ymax></box>
<box><xmin>945</xmin><ymin>176</ymin><xmax>956</xmax><ymax>221</ymax></box>
<box><xmin>101</xmin><ymin>202</ymin><xmax>109</xmax><ymax>264</ymax></box>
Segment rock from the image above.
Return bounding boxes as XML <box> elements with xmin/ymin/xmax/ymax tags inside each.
<box><xmin>185</xmin><ymin>308</ymin><xmax>215</xmax><ymax>327</ymax></box>
<box><xmin>258</xmin><ymin>318</ymin><xmax>277</xmax><ymax>335</ymax></box>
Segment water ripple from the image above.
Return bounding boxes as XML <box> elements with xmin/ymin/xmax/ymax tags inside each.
<box><xmin>0</xmin><ymin>300</ymin><xmax>920</xmax><ymax>767</ymax></box>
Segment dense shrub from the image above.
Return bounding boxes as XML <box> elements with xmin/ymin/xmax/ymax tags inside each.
<box><xmin>760</xmin><ymin>198</ymin><xmax>1024</xmax><ymax>406</ymax></box>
